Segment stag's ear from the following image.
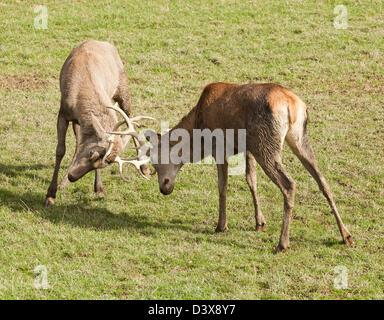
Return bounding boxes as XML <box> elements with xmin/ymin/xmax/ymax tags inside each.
<box><xmin>89</xmin><ymin>150</ymin><xmax>100</xmax><ymax>162</ymax></box>
<box><xmin>143</xmin><ymin>129</ymin><xmax>160</xmax><ymax>144</ymax></box>
<box><xmin>91</xmin><ymin>114</ymin><xmax>106</xmax><ymax>139</ymax></box>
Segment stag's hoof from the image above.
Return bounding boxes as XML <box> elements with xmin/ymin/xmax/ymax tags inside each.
<box><xmin>44</xmin><ymin>197</ymin><xmax>55</xmax><ymax>207</ymax></box>
<box><xmin>344</xmin><ymin>234</ymin><xmax>355</xmax><ymax>247</ymax></box>
<box><xmin>215</xmin><ymin>225</ymin><xmax>228</xmax><ymax>233</ymax></box>
<box><xmin>275</xmin><ymin>243</ymin><xmax>289</xmax><ymax>254</ymax></box>
<box><xmin>96</xmin><ymin>191</ymin><xmax>105</xmax><ymax>198</ymax></box>
<box><xmin>256</xmin><ymin>223</ymin><xmax>266</xmax><ymax>232</ymax></box>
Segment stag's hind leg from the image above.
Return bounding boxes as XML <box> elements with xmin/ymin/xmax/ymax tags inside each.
<box><xmin>45</xmin><ymin>112</ymin><xmax>69</xmax><ymax>207</ymax></box>
<box><xmin>246</xmin><ymin>151</ymin><xmax>266</xmax><ymax>231</ymax></box>
<box><xmin>249</xmin><ymin>125</ymin><xmax>296</xmax><ymax>252</ymax></box>
<box><xmin>286</xmin><ymin>125</ymin><xmax>354</xmax><ymax>247</ymax></box>
<box><xmin>256</xmin><ymin>153</ymin><xmax>296</xmax><ymax>253</ymax></box>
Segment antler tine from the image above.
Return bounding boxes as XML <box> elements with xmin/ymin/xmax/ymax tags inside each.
<box><xmin>115</xmin><ymin>156</ymin><xmax>150</xmax><ymax>181</ymax></box>
<box><xmin>112</xmin><ymin>119</ymin><xmax>126</xmax><ymax>131</ymax></box>
<box><xmin>115</xmin><ymin>120</ymin><xmax>143</xmax><ymax>130</ymax></box>
<box><xmin>131</xmin><ymin>122</ymin><xmax>145</xmax><ymax>128</ymax></box>
<box><xmin>102</xmin><ymin>135</ymin><xmax>115</xmax><ymax>166</ymax></box>
<box><xmin>106</xmin><ymin>130</ymin><xmax>145</xmax><ymax>147</ymax></box>
<box><xmin>130</xmin><ymin>115</ymin><xmax>156</xmax><ymax>122</ymax></box>
<box><xmin>107</xmin><ymin>104</ymin><xmax>155</xmax><ymax>135</ymax></box>
<box><xmin>102</xmin><ymin>118</ymin><xmax>129</xmax><ymax>166</ymax></box>
<box><xmin>107</xmin><ymin>130</ymin><xmax>148</xmax><ymax>150</ymax></box>
<box><xmin>102</xmin><ymin>131</ymin><xmax>145</xmax><ymax>166</ymax></box>
<box><xmin>107</xmin><ymin>103</ymin><xmax>132</xmax><ymax>127</ymax></box>
<box><xmin>106</xmin><ymin>129</ymin><xmax>137</xmax><ymax>136</ymax></box>
<box><xmin>105</xmin><ymin>103</ymin><xmax>154</xmax><ymax>179</ymax></box>
<box><xmin>114</xmin><ymin>120</ymin><xmax>148</xmax><ymax>130</ymax></box>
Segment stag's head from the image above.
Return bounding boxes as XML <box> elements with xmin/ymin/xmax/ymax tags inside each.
<box><xmin>67</xmin><ymin>103</ymin><xmax>154</xmax><ymax>182</ymax></box>
<box><xmin>66</xmin><ymin>132</ymin><xmax>110</xmax><ymax>182</ymax></box>
<box><xmin>144</xmin><ymin>130</ymin><xmax>183</xmax><ymax>195</ymax></box>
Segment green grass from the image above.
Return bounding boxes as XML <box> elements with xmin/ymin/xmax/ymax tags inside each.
<box><xmin>0</xmin><ymin>0</ymin><xmax>383</xmax><ymax>299</ymax></box>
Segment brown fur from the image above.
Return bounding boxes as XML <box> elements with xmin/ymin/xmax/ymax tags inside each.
<box><xmin>152</xmin><ymin>82</ymin><xmax>354</xmax><ymax>252</ymax></box>
<box><xmin>267</xmin><ymin>86</ymin><xmax>305</xmax><ymax>126</ymax></box>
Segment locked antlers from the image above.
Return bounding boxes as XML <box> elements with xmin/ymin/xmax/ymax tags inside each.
<box><xmin>102</xmin><ymin>103</ymin><xmax>155</xmax><ymax>181</ymax></box>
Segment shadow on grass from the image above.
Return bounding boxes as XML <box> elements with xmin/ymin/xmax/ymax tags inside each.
<box><xmin>0</xmin><ymin>160</ymin><xmax>272</xmax><ymax>250</ymax></box>
<box><xmin>311</xmin><ymin>238</ymin><xmax>346</xmax><ymax>248</ymax></box>
<box><xmin>0</xmin><ymin>162</ymin><xmax>51</xmax><ymax>184</ymax></box>
<box><xmin>0</xmin><ymin>162</ymin><xmax>204</xmax><ymax>233</ymax></box>
<box><xmin>0</xmin><ymin>163</ymin><xmax>343</xmax><ymax>250</ymax></box>
<box><xmin>0</xmin><ymin>185</ymin><xmax>263</xmax><ymax>250</ymax></box>
<box><xmin>0</xmin><ymin>187</ymin><xmax>167</xmax><ymax>231</ymax></box>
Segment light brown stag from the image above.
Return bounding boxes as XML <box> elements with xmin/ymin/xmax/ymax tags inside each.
<box><xmin>145</xmin><ymin>82</ymin><xmax>354</xmax><ymax>252</ymax></box>
<box><xmin>45</xmin><ymin>39</ymin><xmax>153</xmax><ymax>207</ymax></box>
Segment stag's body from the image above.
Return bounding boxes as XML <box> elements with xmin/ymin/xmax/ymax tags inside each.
<box><xmin>148</xmin><ymin>82</ymin><xmax>354</xmax><ymax>252</ymax></box>
<box><xmin>45</xmin><ymin>39</ymin><xmax>142</xmax><ymax>207</ymax></box>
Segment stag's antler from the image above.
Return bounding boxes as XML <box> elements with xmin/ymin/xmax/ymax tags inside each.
<box><xmin>114</xmin><ymin>156</ymin><xmax>151</xmax><ymax>181</ymax></box>
<box><xmin>106</xmin><ymin>103</ymin><xmax>155</xmax><ymax>135</ymax></box>
<box><xmin>102</xmin><ymin>103</ymin><xmax>155</xmax><ymax>181</ymax></box>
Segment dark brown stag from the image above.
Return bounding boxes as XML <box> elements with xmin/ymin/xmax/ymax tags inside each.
<box><xmin>145</xmin><ymin>82</ymin><xmax>354</xmax><ymax>252</ymax></box>
<box><xmin>45</xmin><ymin>39</ymin><xmax>153</xmax><ymax>207</ymax></box>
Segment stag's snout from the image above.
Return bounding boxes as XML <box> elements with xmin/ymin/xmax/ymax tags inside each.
<box><xmin>67</xmin><ymin>173</ymin><xmax>77</xmax><ymax>182</ymax></box>
<box><xmin>67</xmin><ymin>159</ymin><xmax>94</xmax><ymax>182</ymax></box>
<box><xmin>67</xmin><ymin>167</ymin><xmax>90</xmax><ymax>182</ymax></box>
<box><xmin>159</xmin><ymin>178</ymin><xmax>174</xmax><ymax>195</ymax></box>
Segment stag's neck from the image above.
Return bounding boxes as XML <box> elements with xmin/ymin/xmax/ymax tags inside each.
<box><xmin>167</xmin><ymin>106</ymin><xmax>207</xmax><ymax>164</ymax></box>
<box><xmin>171</xmin><ymin>106</ymin><xmax>200</xmax><ymax>135</ymax></box>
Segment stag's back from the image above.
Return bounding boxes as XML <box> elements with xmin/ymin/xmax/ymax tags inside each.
<box><xmin>196</xmin><ymin>82</ymin><xmax>307</xmax><ymax>134</ymax></box>
<box><xmin>59</xmin><ymin>39</ymin><xmax>124</xmax><ymax>119</ymax></box>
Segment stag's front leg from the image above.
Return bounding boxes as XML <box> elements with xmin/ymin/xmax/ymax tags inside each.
<box><xmin>94</xmin><ymin>169</ymin><xmax>105</xmax><ymax>197</ymax></box>
<box><xmin>58</xmin><ymin>122</ymin><xmax>80</xmax><ymax>190</ymax></box>
<box><xmin>215</xmin><ymin>162</ymin><xmax>228</xmax><ymax>232</ymax></box>
<box><xmin>45</xmin><ymin>113</ymin><xmax>69</xmax><ymax>207</ymax></box>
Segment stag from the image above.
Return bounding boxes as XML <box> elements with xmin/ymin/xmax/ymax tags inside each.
<box><xmin>45</xmin><ymin>39</ymin><xmax>153</xmax><ymax>207</ymax></box>
<box><xmin>145</xmin><ymin>82</ymin><xmax>354</xmax><ymax>252</ymax></box>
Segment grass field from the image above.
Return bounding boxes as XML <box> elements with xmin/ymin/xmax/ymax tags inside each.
<box><xmin>0</xmin><ymin>0</ymin><xmax>383</xmax><ymax>299</ymax></box>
